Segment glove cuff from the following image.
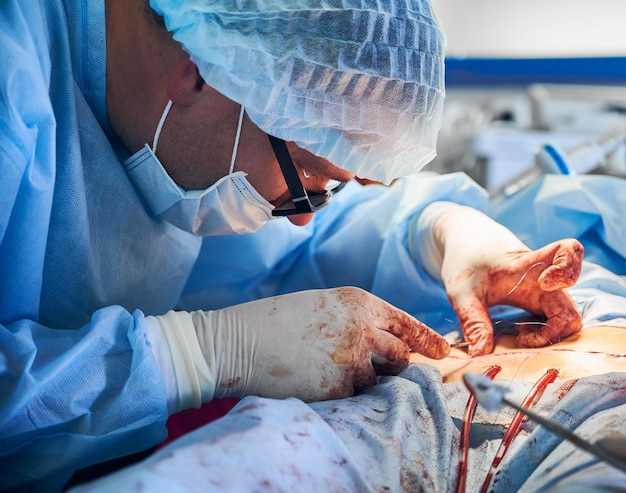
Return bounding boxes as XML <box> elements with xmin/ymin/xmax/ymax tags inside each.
<box><xmin>155</xmin><ymin>310</ymin><xmax>217</xmax><ymax>412</ymax></box>
<box><xmin>409</xmin><ymin>201</ymin><xmax>459</xmax><ymax>280</ymax></box>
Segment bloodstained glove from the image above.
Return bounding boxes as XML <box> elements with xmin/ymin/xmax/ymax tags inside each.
<box><xmin>412</xmin><ymin>202</ymin><xmax>583</xmax><ymax>357</ymax></box>
<box><xmin>149</xmin><ymin>287</ymin><xmax>449</xmax><ymax>413</ymax></box>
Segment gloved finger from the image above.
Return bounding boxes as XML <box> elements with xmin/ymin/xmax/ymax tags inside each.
<box><xmin>369</xmin><ymin>329</ymin><xmax>411</xmax><ymax>375</ymax></box>
<box><xmin>352</xmin><ymin>359</ymin><xmax>378</xmax><ymax>391</ymax></box>
<box><xmin>376</xmin><ymin>302</ymin><xmax>449</xmax><ymax>360</ymax></box>
<box><xmin>516</xmin><ymin>290</ymin><xmax>582</xmax><ymax>347</ymax></box>
<box><xmin>537</xmin><ymin>239</ymin><xmax>584</xmax><ymax>292</ymax></box>
<box><xmin>449</xmin><ymin>290</ymin><xmax>495</xmax><ymax>357</ymax></box>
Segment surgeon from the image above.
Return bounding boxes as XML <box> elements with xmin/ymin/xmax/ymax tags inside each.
<box><xmin>0</xmin><ymin>0</ymin><xmax>584</xmax><ymax>491</ymax></box>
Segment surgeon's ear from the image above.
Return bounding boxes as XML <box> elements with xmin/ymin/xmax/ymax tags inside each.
<box><xmin>166</xmin><ymin>56</ymin><xmax>208</xmax><ymax>106</ymax></box>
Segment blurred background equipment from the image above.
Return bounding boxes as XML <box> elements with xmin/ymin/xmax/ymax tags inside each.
<box><xmin>425</xmin><ymin>0</ymin><xmax>626</xmax><ymax>198</ymax></box>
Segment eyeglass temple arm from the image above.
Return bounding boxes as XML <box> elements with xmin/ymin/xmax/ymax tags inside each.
<box><xmin>267</xmin><ymin>135</ymin><xmax>309</xmax><ymax>203</ymax></box>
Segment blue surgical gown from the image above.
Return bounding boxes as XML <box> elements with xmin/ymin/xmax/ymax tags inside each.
<box><xmin>3</xmin><ymin>1</ymin><xmax>626</xmax><ymax>492</ymax></box>
<box><xmin>0</xmin><ymin>2</ymin><xmax>482</xmax><ymax>490</ymax></box>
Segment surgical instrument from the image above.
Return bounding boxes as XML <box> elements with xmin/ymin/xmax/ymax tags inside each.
<box><xmin>463</xmin><ymin>372</ymin><xmax>626</xmax><ymax>475</ymax></box>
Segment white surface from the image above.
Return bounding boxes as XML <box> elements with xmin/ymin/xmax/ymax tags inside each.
<box><xmin>432</xmin><ymin>0</ymin><xmax>626</xmax><ymax>58</ymax></box>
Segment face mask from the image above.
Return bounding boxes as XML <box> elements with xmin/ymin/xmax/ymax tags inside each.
<box><xmin>122</xmin><ymin>102</ymin><xmax>277</xmax><ymax>236</ymax></box>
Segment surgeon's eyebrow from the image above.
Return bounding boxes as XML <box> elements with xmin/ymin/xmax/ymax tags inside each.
<box><xmin>300</xmin><ymin>166</ymin><xmax>355</xmax><ymax>185</ymax></box>
<box><xmin>286</xmin><ymin>144</ymin><xmax>355</xmax><ymax>183</ymax></box>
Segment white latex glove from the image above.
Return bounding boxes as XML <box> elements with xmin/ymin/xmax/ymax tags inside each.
<box><xmin>150</xmin><ymin>287</ymin><xmax>450</xmax><ymax>413</ymax></box>
<box><xmin>412</xmin><ymin>202</ymin><xmax>584</xmax><ymax>356</ymax></box>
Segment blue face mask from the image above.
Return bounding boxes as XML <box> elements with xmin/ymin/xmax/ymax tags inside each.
<box><xmin>123</xmin><ymin>103</ymin><xmax>277</xmax><ymax>236</ymax></box>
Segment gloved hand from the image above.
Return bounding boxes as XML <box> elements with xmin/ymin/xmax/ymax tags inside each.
<box><xmin>412</xmin><ymin>202</ymin><xmax>584</xmax><ymax>357</ymax></box>
<box><xmin>150</xmin><ymin>287</ymin><xmax>449</xmax><ymax>413</ymax></box>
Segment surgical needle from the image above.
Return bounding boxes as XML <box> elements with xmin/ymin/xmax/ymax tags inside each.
<box><xmin>450</xmin><ymin>341</ymin><xmax>471</xmax><ymax>349</ymax></box>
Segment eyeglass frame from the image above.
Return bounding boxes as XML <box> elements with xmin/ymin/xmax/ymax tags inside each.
<box><xmin>268</xmin><ymin>135</ymin><xmax>347</xmax><ymax>217</ymax></box>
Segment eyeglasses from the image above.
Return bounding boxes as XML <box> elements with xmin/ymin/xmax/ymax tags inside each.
<box><xmin>268</xmin><ymin>135</ymin><xmax>347</xmax><ymax>217</ymax></box>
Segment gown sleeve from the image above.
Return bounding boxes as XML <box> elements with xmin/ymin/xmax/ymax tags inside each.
<box><xmin>0</xmin><ymin>308</ymin><xmax>169</xmax><ymax>493</ymax></box>
<box><xmin>180</xmin><ymin>172</ymin><xmax>490</xmax><ymax>332</ymax></box>
<box><xmin>0</xmin><ymin>5</ymin><xmax>170</xmax><ymax>490</ymax></box>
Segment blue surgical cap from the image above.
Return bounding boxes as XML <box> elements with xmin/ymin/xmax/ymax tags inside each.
<box><xmin>149</xmin><ymin>0</ymin><xmax>446</xmax><ymax>184</ymax></box>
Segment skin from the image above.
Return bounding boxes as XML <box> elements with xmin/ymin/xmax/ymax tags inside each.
<box><xmin>434</xmin><ymin>205</ymin><xmax>584</xmax><ymax>356</ymax></box>
<box><xmin>410</xmin><ymin>324</ymin><xmax>626</xmax><ymax>385</ymax></box>
<box><xmin>104</xmin><ymin>1</ymin><xmax>584</xmax><ymax>371</ymax></box>
<box><xmin>105</xmin><ymin>0</ymin><xmax>354</xmax><ymax>228</ymax></box>
<box><xmin>104</xmin><ymin>0</ymin><xmax>446</xmax><ymax>393</ymax></box>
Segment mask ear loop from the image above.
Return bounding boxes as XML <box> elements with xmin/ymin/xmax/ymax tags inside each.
<box><xmin>152</xmin><ymin>100</ymin><xmax>173</xmax><ymax>154</ymax></box>
<box><xmin>229</xmin><ymin>106</ymin><xmax>245</xmax><ymax>175</ymax></box>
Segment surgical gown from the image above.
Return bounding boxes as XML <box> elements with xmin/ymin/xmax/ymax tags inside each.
<box><xmin>0</xmin><ymin>1</ymin><xmax>481</xmax><ymax>490</ymax></box>
<box><xmin>2</xmin><ymin>1</ymin><xmax>626</xmax><ymax>492</ymax></box>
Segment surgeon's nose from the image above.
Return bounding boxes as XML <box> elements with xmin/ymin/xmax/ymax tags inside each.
<box><xmin>287</xmin><ymin>213</ymin><xmax>314</xmax><ymax>226</ymax></box>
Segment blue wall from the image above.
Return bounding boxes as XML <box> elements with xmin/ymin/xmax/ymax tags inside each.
<box><xmin>445</xmin><ymin>57</ymin><xmax>626</xmax><ymax>87</ymax></box>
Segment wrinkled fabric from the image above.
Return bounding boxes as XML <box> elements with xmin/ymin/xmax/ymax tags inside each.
<box><xmin>67</xmin><ymin>366</ymin><xmax>626</xmax><ymax>492</ymax></box>
<box><xmin>69</xmin><ymin>397</ymin><xmax>375</xmax><ymax>493</ymax></box>
<box><xmin>484</xmin><ymin>372</ymin><xmax>626</xmax><ymax>492</ymax></box>
<box><xmin>0</xmin><ymin>309</ymin><xmax>168</xmax><ymax>492</ymax></box>
<box><xmin>0</xmin><ymin>1</ymin><xmax>181</xmax><ymax>491</ymax></box>
<box><xmin>180</xmin><ymin>172</ymin><xmax>626</xmax><ymax>334</ymax></box>
<box><xmin>2</xmin><ymin>1</ymin><xmax>626</xmax><ymax>491</ymax></box>
<box><xmin>491</xmin><ymin>174</ymin><xmax>626</xmax><ymax>276</ymax></box>
<box><xmin>149</xmin><ymin>0</ymin><xmax>446</xmax><ymax>184</ymax></box>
